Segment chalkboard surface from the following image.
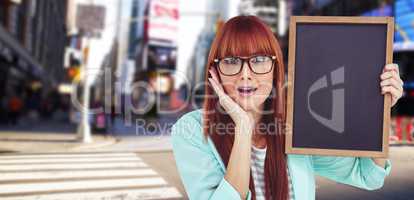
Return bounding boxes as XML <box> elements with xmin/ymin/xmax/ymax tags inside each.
<box><xmin>286</xmin><ymin>16</ymin><xmax>394</xmax><ymax>158</ymax></box>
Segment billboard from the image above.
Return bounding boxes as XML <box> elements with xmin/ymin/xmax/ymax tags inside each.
<box><xmin>148</xmin><ymin>0</ymin><xmax>179</xmax><ymax>43</ymax></box>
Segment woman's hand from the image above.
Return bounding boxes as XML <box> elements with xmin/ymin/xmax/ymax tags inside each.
<box><xmin>208</xmin><ymin>68</ymin><xmax>255</xmax><ymax>136</ymax></box>
<box><xmin>373</xmin><ymin>64</ymin><xmax>404</xmax><ymax>168</ymax></box>
<box><xmin>209</xmin><ymin>68</ymin><xmax>253</xmax><ymax>199</ymax></box>
<box><xmin>380</xmin><ymin>64</ymin><xmax>404</xmax><ymax>107</ymax></box>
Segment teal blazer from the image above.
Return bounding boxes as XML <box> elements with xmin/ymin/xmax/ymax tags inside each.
<box><xmin>171</xmin><ymin>110</ymin><xmax>391</xmax><ymax>200</ymax></box>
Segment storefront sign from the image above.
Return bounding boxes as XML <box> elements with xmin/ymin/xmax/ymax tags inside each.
<box><xmin>148</xmin><ymin>0</ymin><xmax>179</xmax><ymax>43</ymax></box>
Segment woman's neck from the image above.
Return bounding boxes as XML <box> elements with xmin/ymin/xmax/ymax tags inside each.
<box><xmin>247</xmin><ymin>103</ymin><xmax>265</xmax><ymax>124</ymax></box>
<box><xmin>247</xmin><ymin>105</ymin><xmax>267</xmax><ymax>149</ymax></box>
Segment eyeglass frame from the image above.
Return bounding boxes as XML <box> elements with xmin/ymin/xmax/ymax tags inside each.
<box><xmin>213</xmin><ymin>55</ymin><xmax>277</xmax><ymax>76</ymax></box>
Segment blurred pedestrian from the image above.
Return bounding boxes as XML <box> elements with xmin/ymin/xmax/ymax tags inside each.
<box><xmin>8</xmin><ymin>95</ymin><xmax>23</xmax><ymax>125</ymax></box>
<box><xmin>0</xmin><ymin>98</ymin><xmax>7</xmax><ymax>124</ymax></box>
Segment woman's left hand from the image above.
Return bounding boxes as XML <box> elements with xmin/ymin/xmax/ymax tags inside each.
<box><xmin>380</xmin><ymin>64</ymin><xmax>404</xmax><ymax>107</ymax></box>
<box><xmin>374</xmin><ymin>64</ymin><xmax>403</xmax><ymax>168</ymax></box>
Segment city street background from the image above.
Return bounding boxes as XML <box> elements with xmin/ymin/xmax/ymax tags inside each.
<box><xmin>0</xmin><ymin>0</ymin><xmax>413</xmax><ymax>200</ymax></box>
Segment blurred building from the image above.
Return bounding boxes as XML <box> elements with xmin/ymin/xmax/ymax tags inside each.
<box><xmin>291</xmin><ymin>0</ymin><xmax>385</xmax><ymax>16</ymax></box>
<box><xmin>239</xmin><ymin>0</ymin><xmax>278</xmax><ymax>32</ymax></box>
<box><xmin>0</xmin><ymin>0</ymin><xmax>68</xmax><ymax>120</ymax></box>
<box><xmin>0</xmin><ymin>0</ymin><xmax>68</xmax><ymax>84</ymax></box>
<box><xmin>114</xmin><ymin>0</ymin><xmax>180</xmax><ymax>114</ymax></box>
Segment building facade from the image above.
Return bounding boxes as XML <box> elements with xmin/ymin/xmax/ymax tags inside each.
<box><xmin>0</xmin><ymin>0</ymin><xmax>68</xmax><ymax>91</ymax></box>
<box><xmin>0</xmin><ymin>0</ymin><xmax>68</xmax><ymax>122</ymax></box>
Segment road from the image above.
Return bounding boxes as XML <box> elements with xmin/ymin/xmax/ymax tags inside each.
<box><xmin>1</xmin><ymin>146</ymin><xmax>413</xmax><ymax>200</ymax></box>
<box><xmin>0</xmin><ymin>152</ymin><xmax>183</xmax><ymax>200</ymax></box>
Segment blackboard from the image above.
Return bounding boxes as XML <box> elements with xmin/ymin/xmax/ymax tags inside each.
<box><xmin>285</xmin><ymin>16</ymin><xmax>394</xmax><ymax>158</ymax></box>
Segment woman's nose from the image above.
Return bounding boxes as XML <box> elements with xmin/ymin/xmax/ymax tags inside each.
<box><xmin>240</xmin><ymin>61</ymin><xmax>252</xmax><ymax>80</ymax></box>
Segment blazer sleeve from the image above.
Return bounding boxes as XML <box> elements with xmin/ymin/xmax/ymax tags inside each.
<box><xmin>311</xmin><ymin>155</ymin><xmax>392</xmax><ymax>190</ymax></box>
<box><xmin>171</xmin><ymin>114</ymin><xmax>251</xmax><ymax>200</ymax></box>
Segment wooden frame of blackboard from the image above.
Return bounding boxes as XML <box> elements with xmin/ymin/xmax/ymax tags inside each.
<box><xmin>285</xmin><ymin>16</ymin><xmax>394</xmax><ymax>158</ymax></box>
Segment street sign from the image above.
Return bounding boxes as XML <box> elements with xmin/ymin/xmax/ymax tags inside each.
<box><xmin>286</xmin><ymin>16</ymin><xmax>394</xmax><ymax>158</ymax></box>
<box><xmin>76</xmin><ymin>5</ymin><xmax>106</xmax><ymax>38</ymax></box>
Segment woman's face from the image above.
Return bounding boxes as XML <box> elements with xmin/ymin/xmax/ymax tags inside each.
<box><xmin>217</xmin><ymin>55</ymin><xmax>274</xmax><ymax>112</ymax></box>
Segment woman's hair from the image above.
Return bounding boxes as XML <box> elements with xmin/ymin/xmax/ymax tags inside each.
<box><xmin>203</xmin><ymin>15</ymin><xmax>288</xmax><ymax>200</ymax></box>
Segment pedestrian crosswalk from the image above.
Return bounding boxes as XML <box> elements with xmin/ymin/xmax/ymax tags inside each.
<box><xmin>0</xmin><ymin>152</ymin><xmax>183</xmax><ymax>200</ymax></box>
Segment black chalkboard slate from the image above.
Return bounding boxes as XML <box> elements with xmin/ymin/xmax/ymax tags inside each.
<box><xmin>285</xmin><ymin>16</ymin><xmax>394</xmax><ymax>158</ymax></box>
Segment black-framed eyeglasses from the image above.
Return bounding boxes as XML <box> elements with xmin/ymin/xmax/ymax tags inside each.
<box><xmin>213</xmin><ymin>55</ymin><xmax>276</xmax><ymax>76</ymax></box>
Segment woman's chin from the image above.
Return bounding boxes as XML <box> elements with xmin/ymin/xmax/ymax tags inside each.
<box><xmin>237</xmin><ymin>99</ymin><xmax>261</xmax><ymax>112</ymax></box>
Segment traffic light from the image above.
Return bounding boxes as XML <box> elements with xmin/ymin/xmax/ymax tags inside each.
<box><xmin>67</xmin><ymin>53</ymin><xmax>81</xmax><ymax>82</ymax></box>
<box><xmin>67</xmin><ymin>67</ymin><xmax>80</xmax><ymax>81</ymax></box>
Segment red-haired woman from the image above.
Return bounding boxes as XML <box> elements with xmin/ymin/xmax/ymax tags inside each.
<box><xmin>171</xmin><ymin>15</ymin><xmax>402</xmax><ymax>200</ymax></box>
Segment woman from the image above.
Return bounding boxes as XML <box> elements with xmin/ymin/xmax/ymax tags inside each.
<box><xmin>171</xmin><ymin>16</ymin><xmax>403</xmax><ymax>200</ymax></box>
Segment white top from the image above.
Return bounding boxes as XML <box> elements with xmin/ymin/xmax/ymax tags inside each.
<box><xmin>251</xmin><ymin>145</ymin><xmax>295</xmax><ymax>200</ymax></box>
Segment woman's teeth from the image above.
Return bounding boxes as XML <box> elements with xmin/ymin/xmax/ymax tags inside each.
<box><xmin>237</xmin><ymin>87</ymin><xmax>257</xmax><ymax>96</ymax></box>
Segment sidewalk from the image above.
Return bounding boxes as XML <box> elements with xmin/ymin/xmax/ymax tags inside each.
<box><xmin>0</xmin><ymin>111</ymin><xmax>179</xmax><ymax>153</ymax></box>
<box><xmin>95</xmin><ymin>135</ymin><xmax>172</xmax><ymax>153</ymax></box>
<box><xmin>0</xmin><ymin>131</ymin><xmax>118</xmax><ymax>153</ymax></box>
<box><xmin>0</xmin><ymin>114</ymin><xmax>118</xmax><ymax>153</ymax></box>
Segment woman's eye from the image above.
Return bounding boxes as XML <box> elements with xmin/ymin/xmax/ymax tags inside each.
<box><xmin>251</xmin><ymin>56</ymin><xmax>268</xmax><ymax>63</ymax></box>
<box><xmin>223</xmin><ymin>58</ymin><xmax>240</xmax><ymax>64</ymax></box>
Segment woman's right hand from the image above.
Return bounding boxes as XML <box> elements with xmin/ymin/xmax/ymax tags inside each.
<box><xmin>208</xmin><ymin>68</ymin><xmax>255</xmax><ymax>137</ymax></box>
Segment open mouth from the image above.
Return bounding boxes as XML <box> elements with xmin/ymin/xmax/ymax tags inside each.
<box><xmin>237</xmin><ymin>86</ymin><xmax>258</xmax><ymax>96</ymax></box>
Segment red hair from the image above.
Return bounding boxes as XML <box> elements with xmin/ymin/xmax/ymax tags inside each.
<box><xmin>202</xmin><ymin>15</ymin><xmax>288</xmax><ymax>200</ymax></box>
